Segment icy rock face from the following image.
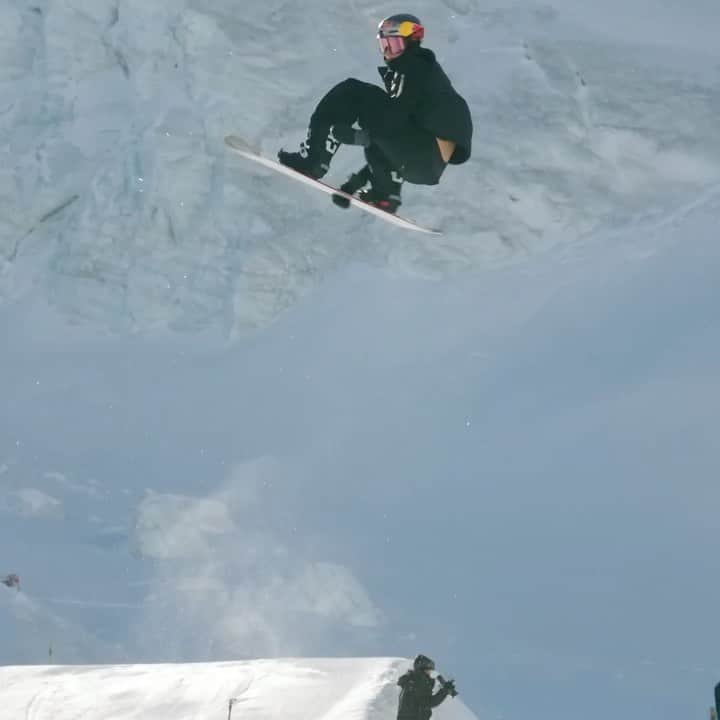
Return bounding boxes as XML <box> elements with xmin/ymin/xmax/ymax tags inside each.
<box><xmin>2</xmin><ymin>0</ymin><xmax>720</xmax><ymax>334</ymax></box>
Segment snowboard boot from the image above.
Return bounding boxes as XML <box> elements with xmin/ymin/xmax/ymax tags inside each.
<box><xmin>359</xmin><ymin>145</ymin><xmax>404</xmax><ymax>213</ymax></box>
<box><xmin>357</xmin><ymin>186</ymin><xmax>402</xmax><ymax>214</ymax></box>
<box><xmin>332</xmin><ymin>165</ymin><xmax>372</xmax><ymax>209</ymax></box>
<box><xmin>332</xmin><ymin>161</ymin><xmax>403</xmax><ymax>214</ymax></box>
<box><xmin>278</xmin><ymin>125</ymin><xmax>340</xmax><ymax>179</ymax></box>
<box><xmin>360</xmin><ymin>167</ymin><xmax>403</xmax><ymax>214</ymax></box>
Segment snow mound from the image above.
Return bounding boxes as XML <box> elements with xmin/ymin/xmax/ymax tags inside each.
<box><xmin>0</xmin><ymin>657</ymin><xmax>478</xmax><ymax>720</ymax></box>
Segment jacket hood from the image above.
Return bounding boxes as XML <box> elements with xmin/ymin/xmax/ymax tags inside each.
<box><xmin>398</xmin><ymin>669</ymin><xmax>434</xmax><ymax>688</ymax></box>
<box><xmin>398</xmin><ymin>670</ymin><xmax>414</xmax><ymax>687</ymax></box>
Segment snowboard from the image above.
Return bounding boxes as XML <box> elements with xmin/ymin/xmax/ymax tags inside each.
<box><xmin>224</xmin><ymin>135</ymin><xmax>442</xmax><ymax>235</ymax></box>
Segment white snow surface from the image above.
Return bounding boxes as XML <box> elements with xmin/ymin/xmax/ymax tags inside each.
<box><xmin>0</xmin><ymin>657</ymin><xmax>477</xmax><ymax>720</ymax></box>
<box><xmin>2</xmin><ymin>2</ymin><xmax>720</xmax><ymax>720</ymax></box>
<box><xmin>2</xmin><ymin>0</ymin><xmax>720</xmax><ymax>332</ymax></box>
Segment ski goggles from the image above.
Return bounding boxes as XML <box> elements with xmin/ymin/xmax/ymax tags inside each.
<box><xmin>378</xmin><ymin>35</ymin><xmax>406</xmax><ymax>57</ymax></box>
<box><xmin>378</xmin><ymin>19</ymin><xmax>424</xmax><ymax>40</ymax></box>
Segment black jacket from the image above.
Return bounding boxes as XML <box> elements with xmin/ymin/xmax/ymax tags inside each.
<box><xmin>397</xmin><ymin>670</ymin><xmax>450</xmax><ymax>720</ymax></box>
<box><xmin>379</xmin><ymin>46</ymin><xmax>473</xmax><ymax>165</ymax></box>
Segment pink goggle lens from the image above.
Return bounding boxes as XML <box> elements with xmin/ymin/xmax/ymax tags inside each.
<box><xmin>378</xmin><ymin>36</ymin><xmax>406</xmax><ymax>57</ymax></box>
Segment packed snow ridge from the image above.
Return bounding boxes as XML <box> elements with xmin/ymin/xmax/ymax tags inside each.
<box><xmin>2</xmin><ymin>0</ymin><xmax>719</xmax><ymax>334</ymax></box>
<box><xmin>0</xmin><ymin>657</ymin><xmax>479</xmax><ymax>720</ymax></box>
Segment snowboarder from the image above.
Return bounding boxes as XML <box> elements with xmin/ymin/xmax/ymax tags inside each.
<box><xmin>278</xmin><ymin>14</ymin><xmax>473</xmax><ymax>214</ymax></box>
<box><xmin>714</xmin><ymin>681</ymin><xmax>719</xmax><ymax>719</ymax></box>
<box><xmin>396</xmin><ymin>654</ymin><xmax>457</xmax><ymax>720</ymax></box>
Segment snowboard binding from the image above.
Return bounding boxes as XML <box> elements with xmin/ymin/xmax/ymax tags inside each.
<box><xmin>332</xmin><ymin>164</ymin><xmax>402</xmax><ymax>214</ymax></box>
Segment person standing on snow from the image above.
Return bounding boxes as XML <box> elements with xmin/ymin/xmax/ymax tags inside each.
<box><xmin>278</xmin><ymin>14</ymin><xmax>473</xmax><ymax>214</ymax></box>
<box><xmin>396</xmin><ymin>654</ymin><xmax>457</xmax><ymax>720</ymax></box>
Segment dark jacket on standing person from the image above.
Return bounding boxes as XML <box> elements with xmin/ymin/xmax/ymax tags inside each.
<box><xmin>378</xmin><ymin>45</ymin><xmax>473</xmax><ymax>165</ymax></box>
<box><xmin>397</xmin><ymin>669</ymin><xmax>451</xmax><ymax>720</ymax></box>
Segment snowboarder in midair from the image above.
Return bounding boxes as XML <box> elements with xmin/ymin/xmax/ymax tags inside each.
<box><xmin>278</xmin><ymin>14</ymin><xmax>473</xmax><ymax>214</ymax></box>
<box><xmin>396</xmin><ymin>654</ymin><xmax>457</xmax><ymax>720</ymax></box>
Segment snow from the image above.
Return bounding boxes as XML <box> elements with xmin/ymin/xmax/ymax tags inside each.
<box><xmin>3</xmin><ymin>0</ymin><xmax>720</xmax><ymax>331</ymax></box>
<box><xmin>1</xmin><ymin>487</ymin><xmax>63</xmax><ymax>519</ymax></box>
<box><xmin>0</xmin><ymin>657</ymin><xmax>477</xmax><ymax>720</ymax></box>
<box><xmin>2</xmin><ymin>1</ymin><xmax>720</xmax><ymax>719</ymax></box>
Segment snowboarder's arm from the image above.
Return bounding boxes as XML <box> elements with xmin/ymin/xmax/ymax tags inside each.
<box><xmin>432</xmin><ymin>677</ymin><xmax>457</xmax><ymax>706</ymax></box>
<box><xmin>430</xmin><ymin>686</ymin><xmax>450</xmax><ymax>707</ymax></box>
<box><xmin>378</xmin><ymin>63</ymin><xmax>424</xmax><ymax>111</ymax></box>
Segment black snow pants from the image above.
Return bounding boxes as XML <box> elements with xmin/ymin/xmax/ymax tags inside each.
<box><xmin>309</xmin><ymin>78</ymin><xmax>446</xmax><ymax>186</ymax></box>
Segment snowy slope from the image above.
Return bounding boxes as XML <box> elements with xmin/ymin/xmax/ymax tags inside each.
<box><xmin>0</xmin><ymin>657</ymin><xmax>477</xmax><ymax>720</ymax></box>
<box><xmin>2</xmin><ymin>0</ymin><xmax>720</xmax><ymax>332</ymax></box>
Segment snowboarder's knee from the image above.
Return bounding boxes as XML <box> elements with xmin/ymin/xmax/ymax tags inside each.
<box><xmin>336</xmin><ymin>78</ymin><xmax>382</xmax><ymax>99</ymax></box>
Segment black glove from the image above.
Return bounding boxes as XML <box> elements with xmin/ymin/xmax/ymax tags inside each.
<box><xmin>331</xmin><ymin>193</ymin><xmax>351</xmax><ymax>209</ymax></box>
<box><xmin>438</xmin><ymin>676</ymin><xmax>458</xmax><ymax>697</ymax></box>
